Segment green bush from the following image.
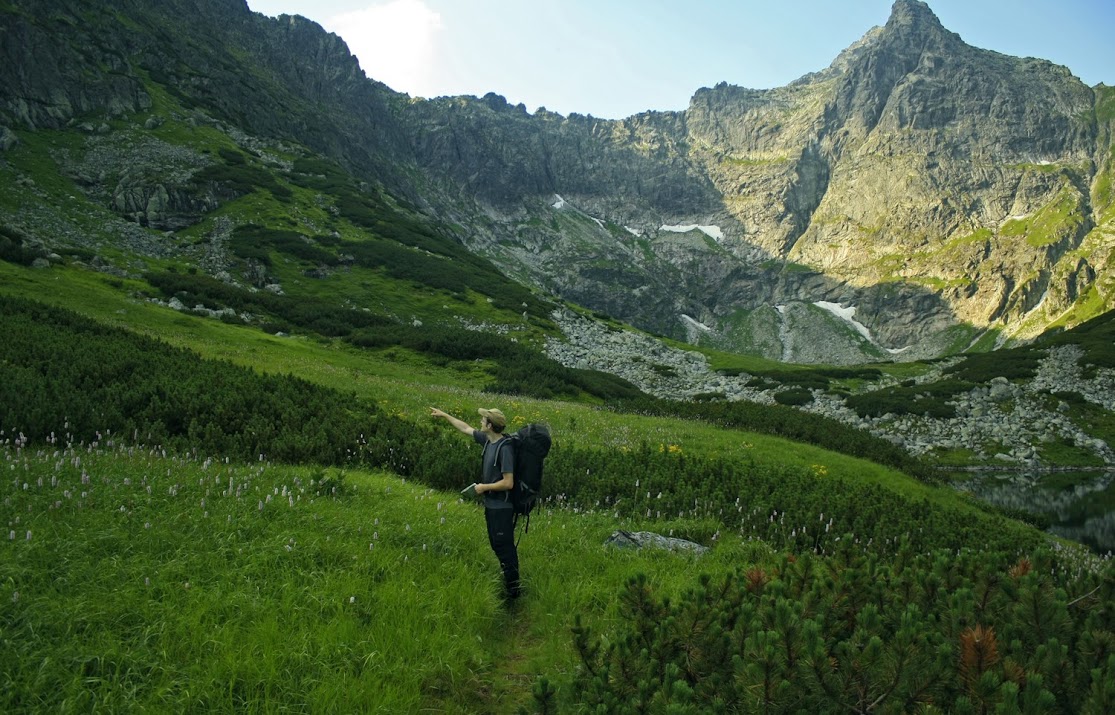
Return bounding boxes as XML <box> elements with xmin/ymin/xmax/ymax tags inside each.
<box><xmin>0</xmin><ymin>296</ymin><xmax>372</xmax><ymax>463</ymax></box>
<box><xmin>218</xmin><ymin>147</ymin><xmax>248</xmax><ymax>165</ymax></box>
<box><xmin>564</xmin><ymin>368</ymin><xmax>644</xmax><ymax>402</ymax></box>
<box><xmin>144</xmin><ymin>271</ymin><xmax>392</xmax><ymax>336</ymax></box>
<box><xmin>730</xmin><ymin>367</ymin><xmax>882</xmax><ymax>392</ymax></box>
<box><xmin>774</xmin><ymin>388</ymin><xmax>814</xmax><ymax>406</ymax></box>
<box><xmin>567</xmin><ymin>548</ymin><xmax>1113</xmax><ymax>713</ymax></box>
<box><xmin>349</xmin><ymin>240</ymin><xmax>468</xmax><ymax>294</ymax></box>
<box><xmin>752</xmin><ymin>370</ymin><xmax>829</xmax><ymax>391</ymax></box>
<box><xmin>192</xmin><ymin>157</ymin><xmax>292</xmax><ymax>202</ymax></box>
<box><xmin>0</xmin><ymin>226</ymin><xmax>39</xmax><ymax>266</ymax></box>
<box><xmin>1053</xmin><ymin>390</ymin><xmax>1088</xmax><ymax>405</ymax></box>
<box><xmin>349</xmin><ymin>235</ymin><xmax>548</xmax><ymax>317</ymax></box>
<box><xmin>845</xmin><ymin>379</ymin><xmax>968</xmax><ymax>419</ymax></box>
<box><xmin>610</xmin><ymin>396</ymin><xmax>937</xmax><ymax>483</ymax></box>
<box><xmin>231</xmin><ymin>224</ymin><xmax>338</xmax><ymax>266</ymax></box>
<box><xmin>946</xmin><ymin>348</ymin><xmax>1044</xmax><ymax>382</ymax></box>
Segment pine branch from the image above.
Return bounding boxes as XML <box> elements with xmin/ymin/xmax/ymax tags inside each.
<box><xmin>1066</xmin><ymin>584</ymin><xmax>1102</xmax><ymax>608</ymax></box>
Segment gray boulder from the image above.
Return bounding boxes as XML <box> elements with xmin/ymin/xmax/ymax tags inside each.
<box><xmin>605</xmin><ymin>530</ymin><xmax>708</xmax><ymax>555</ymax></box>
<box><xmin>989</xmin><ymin>377</ymin><xmax>1014</xmax><ymax>403</ymax></box>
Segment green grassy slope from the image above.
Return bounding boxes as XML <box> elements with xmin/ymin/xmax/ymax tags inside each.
<box><xmin>5</xmin><ymin>447</ymin><xmax>759</xmax><ymax>713</ymax></box>
<box><xmin>2</xmin><ymin>282</ymin><xmax>1113</xmax><ymax>712</ymax></box>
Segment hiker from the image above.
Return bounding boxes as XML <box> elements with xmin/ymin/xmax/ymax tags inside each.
<box><xmin>430</xmin><ymin>406</ymin><xmax>521</xmax><ymax>601</ymax></box>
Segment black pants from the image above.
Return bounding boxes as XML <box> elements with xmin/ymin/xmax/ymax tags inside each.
<box><xmin>485</xmin><ymin>507</ymin><xmax>520</xmax><ymax>598</ymax></box>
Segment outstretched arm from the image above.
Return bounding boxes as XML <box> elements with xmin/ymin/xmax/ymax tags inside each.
<box><xmin>430</xmin><ymin>407</ymin><xmax>474</xmax><ymax>436</ymax></box>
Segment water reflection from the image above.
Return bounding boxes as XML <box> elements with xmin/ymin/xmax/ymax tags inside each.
<box><xmin>952</xmin><ymin>471</ymin><xmax>1115</xmax><ymax>554</ymax></box>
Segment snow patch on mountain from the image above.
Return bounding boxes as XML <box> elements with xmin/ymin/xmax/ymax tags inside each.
<box><xmin>814</xmin><ymin>301</ymin><xmax>872</xmax><ymax>341</ymax></box>
<box><xmin>813</xmin><ymin>301</ymin><xmax>910</xmax><ymax>354</ymax></box>
<box><xmin>681</xmin><ymin>314</ymin><xmax>712</xmax><ymax>332</ymax></box>
<box><xmin>660</xmin><ymin>224</ymin><xmax>724</xmax><ymax>241</ymax></box>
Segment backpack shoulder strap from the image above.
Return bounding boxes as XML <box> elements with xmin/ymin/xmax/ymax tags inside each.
<box><xmin>494</xmin><ymin>434</ymin><xmax>516</xmax><ymax>464</ymax></box>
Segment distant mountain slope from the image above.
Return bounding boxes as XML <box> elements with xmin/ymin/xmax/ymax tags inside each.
<box><xmin>399</xmin><ymin>1</ymin><xmax>1115</xmax><ymax>354</ymax></box>
<box><xmin>0</xmin><ymin>0</ymin><xmax>1113</xmax><ymax>363</ymax></box>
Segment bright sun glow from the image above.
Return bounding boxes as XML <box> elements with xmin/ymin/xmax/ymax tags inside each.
<box><xmin>322</xmin><ymin>0</ymin><xmax>443</xmax><ymax>95</ymax></box>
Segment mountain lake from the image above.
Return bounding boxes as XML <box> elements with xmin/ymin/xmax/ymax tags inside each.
<box><xmin>954</xmin><ymin>470</ymin><xmax>1115</xmax><ymax>555</ymax></box>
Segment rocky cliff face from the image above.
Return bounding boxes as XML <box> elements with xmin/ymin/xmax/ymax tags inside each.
<box><xmin>395</xmin><ymin>0</ymin><xmax>1115</xmax><ymax>358</ymax></box>
<box><xmin>1</xmin><ymin>0</ymin><xmax>1112</xmax><ymax>363</ymax></box>
<box><xmin>0</xmin><ymin>0</ymin><xmax>410</xmax><ymax>188</ymax></box>
<box><xmin>778</xmin><ymin>2</ymin><xmax>1103</xmax><ymax>333</ymax></box>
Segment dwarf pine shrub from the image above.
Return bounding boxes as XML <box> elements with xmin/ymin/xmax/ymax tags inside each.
<box><xmin>566</xmin><ymin>548</ymin><xmax>1114</xmax><ymax>713</ymax></box>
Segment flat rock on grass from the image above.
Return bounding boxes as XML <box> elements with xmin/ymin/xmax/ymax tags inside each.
<box><xmin>605</xmin><ymin>529</ymin><xmax>708</xmax><ymax>555</ymax></box>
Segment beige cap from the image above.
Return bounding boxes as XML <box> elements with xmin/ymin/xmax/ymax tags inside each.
<box><xmin>478</xmin><ymin>408</ymin><xmax>507</xmax><ymax>429</ymax></box>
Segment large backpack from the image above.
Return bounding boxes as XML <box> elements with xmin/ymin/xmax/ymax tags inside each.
<box><xmin>499</xmin><ymin>423</ymin><xmax>551</xmax><ymax>528</ymax></box>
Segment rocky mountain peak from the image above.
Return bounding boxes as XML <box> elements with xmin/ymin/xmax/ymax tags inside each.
<box><xmin>884</xmin><ymin>0</ymin><xmax>947</xmax><ymax>36</ymax></box>
<box><xmin>823</xmin><ymin>0</ymin><xmax>970</xmax><ymax>135</ymax></box>
<box><xmin>882</xmin><ymin>0</ymin><xmax>975</xmax><ymax>63</ymax></box>
<box><xmin>802</xmin><ymin>0</ymin><xmax>959</xmax><ymax>88</ymax></box>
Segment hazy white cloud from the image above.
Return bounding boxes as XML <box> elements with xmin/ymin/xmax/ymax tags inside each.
<box><xmin>322</xmin><ymin>0</ymin><xmax>443</xmax><ymax>95</ymax></box>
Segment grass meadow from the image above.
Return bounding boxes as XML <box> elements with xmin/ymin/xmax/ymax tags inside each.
<box><xmin>2</xmin><ymin>440</ymin><xmax>766</xmax><ymax>713</ymax></box>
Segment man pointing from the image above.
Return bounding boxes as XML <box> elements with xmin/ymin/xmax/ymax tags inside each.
<box><xmin>430</xmin><ymin>406</ymin><xmax>521</xmax><ymax>602</ymax></box>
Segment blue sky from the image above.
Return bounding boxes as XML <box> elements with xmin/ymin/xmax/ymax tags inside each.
<box><xmin>246</xmin><ymin>0</ymin><xmax>1114</xmax><ymax>119</ymax></box>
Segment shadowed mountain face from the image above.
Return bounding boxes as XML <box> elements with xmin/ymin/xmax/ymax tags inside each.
<box><xmin>2</xmin><ymin>0</ymin><xmax>1113</xmax><ymax>362</ymax></box>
